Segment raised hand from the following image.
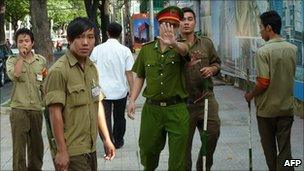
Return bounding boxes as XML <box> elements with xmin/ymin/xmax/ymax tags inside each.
<box><xmin>157</xmin><ymin>22</ymin><xmax>177</xmax><ymax>46</ymax></box>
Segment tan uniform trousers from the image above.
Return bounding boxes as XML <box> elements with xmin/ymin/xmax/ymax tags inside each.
<box><xmin>185</xmin><ymin>95</ymin><xmax>220</xmax><ymax>171</ymax></box>
<box><xmin>10</xmin><ymin>108</ymin><xmax>44</xmax><ymax>171</ymax></box>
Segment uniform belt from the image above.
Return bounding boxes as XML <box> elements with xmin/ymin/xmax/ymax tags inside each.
<box><xmin>146</xmin><ymin>96</ymin><xmax>185</xmax><ymax>107</ymax></box>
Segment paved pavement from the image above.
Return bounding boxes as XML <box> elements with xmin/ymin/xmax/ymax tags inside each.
<box><xmin>1</xmin><ymin>85</ymin><xmax>303</xmax><ymax>170</ymax></box>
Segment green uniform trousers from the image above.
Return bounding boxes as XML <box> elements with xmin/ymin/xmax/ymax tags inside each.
<box><xmin>257</xmin><ymin>116</ymin><xmax>294</xmax><ymax>171</ymax></box>
<box><xmin>10</xmin><ymin>108</ymin><xmax>44</xmax><ymax>171</ymax></box>
<box><xmin>185</xmin><ymin>95</ymin><xmax>220</xmax><ymax>171</ymax></box>
<box><xmin>139</xmin><ymin>102</ymin><xmax>189</xmax><ymax>171</ymax></box>
<box><xmin>67</xmin><ymin>152</ymin><xmax>97</xmax><ymax>171</ymax></box>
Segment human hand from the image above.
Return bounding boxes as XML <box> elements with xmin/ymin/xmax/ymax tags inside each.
<box><xmin>55</xmin><ymin>150</ymin><xmax>70</xmax><ymax>171</ymax></box>
<box><xmin>19</xmin><ymin>47</ymin><xmax>29</xmax><ymax>58</ymax></box>
<box><xmin>157</xmin><ymin>22</ymin><xmax>177</xmax><ymax>47</ymax></box>
<box><xmin>200</xmin><ymin>67</ymin><xmax>213</xmax><ymax>78</ymax></box>
<box><xmin>103</xmin><ymin>139</ymin><xmax>115</xmax><ymax>161</ymax></box>
<box><xmin>127</xmin><ymin>100</ymin><xmax>136</xmax><ymax>120</ymax></box>
<box><xmin>244</xmin><ymin>92</ymin><xmax>253</xmax><ymax>103</ymax></box>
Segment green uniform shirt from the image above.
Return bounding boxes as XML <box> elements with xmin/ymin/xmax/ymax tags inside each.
<box><xmin>254</xmin><ymin>38</ymin><xmax>297</xmax><ymax>117</ymax></box>
<box><xmin>44</xmin><ymin>50</ymin><xmax>104</xmax><ymax>156</ymax></box>
<box><xmin>185</xmin><ymin>35</ymin><xmax>221</xmax><ymax>101</ymax></box>
<box><xmin>132</xmin><ymin>40</ymin><xmax>188</xmax><ymax>100</ymax></box>
<box><xmin>6</xmin><ymin>53</ymin><xmax>47</xmax><ymax>110</ymax></box>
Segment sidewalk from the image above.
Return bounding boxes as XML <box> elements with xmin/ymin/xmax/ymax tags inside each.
<box><xmin>1</xmin><ymin>85</ymin><xmax>303</xmax><ymax>170</ymax></box>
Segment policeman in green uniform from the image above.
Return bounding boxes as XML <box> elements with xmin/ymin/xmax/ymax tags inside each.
<box><xmin>127</xmin><ymin>6</ymin><xmax>189</xmax><ymax>171</ymax></box>
<box><xmin>179</xmin><ymin>8</ymin><xmax>221</xmax><ymax>171</ymax></box>
<box><xmin>6</xmin><ymin>28</ymin><xmax>47</xmax><ymax>171</ymax></box>
<box><xmin>44</xmin><ymin>17</ymin><xmax>115</xmax><ymax>171</ymax></box>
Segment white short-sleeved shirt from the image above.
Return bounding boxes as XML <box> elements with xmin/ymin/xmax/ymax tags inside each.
<box><xmin>91</xmin><ymin>39</ymin><xmax>134</xmax><ymax>100</ymax></box>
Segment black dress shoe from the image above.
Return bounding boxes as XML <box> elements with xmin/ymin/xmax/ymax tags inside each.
<box><xmin>114</xmin><ymin>141</ymin><xmax>124</xmax><ymax>149</ymax></box>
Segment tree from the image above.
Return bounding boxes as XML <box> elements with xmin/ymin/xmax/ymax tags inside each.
<box><xmin>0</xmin><ymin>0</ymin><xmax>5</xmax><ymax>44</ymax></box>
<box><xmin>98</xmin><ymin>0</ymin><xmax>109</xmax><ymax>43</ymax></box>
<box><xmin>84</xmin><ymin>0</ymin><xmax>101</xmax><ymax>45</ymax></box>
<box><xmin>48</xmin><ymin>0</ymin><xmax>86</xmax><ymax>32</ymax></box>
<box><xmin>4</xmin><ymin>0</ymin><xmax>29</xmax><ymax>33</ymax></box>
<box><xmin>30</xmin><ymin>0</ymin><xmax>53</xmax><ymax>63</ymax></box>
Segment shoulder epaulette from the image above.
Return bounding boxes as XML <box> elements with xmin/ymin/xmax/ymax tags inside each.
<box><xmin>142</xmin><ymin>40</ymin><xmax>155</xmax><ymax>46</ymax></box>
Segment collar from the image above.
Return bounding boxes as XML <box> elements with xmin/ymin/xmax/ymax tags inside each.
<box><xmin>107</xmin><ymin>38</ymin><xmax>120</xmax><ymax>43</ymax></box>
<box><xmin>266</xmin><ymin>37</ymin><xmax>284</xmax><ymax>44</ymax></box>
<box><xmin>66</xmin><ymin>50</ymin><xmax>94</xmax><ymax>67</ymax></box>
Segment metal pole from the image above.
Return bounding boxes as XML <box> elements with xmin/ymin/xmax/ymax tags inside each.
<box><xmin>246</xmin><ymin>68</ymin><xmax>253</xmax><ymax>171</ymax></box>
<box><xmin>202</xmin><ymin>98</ymin><xmax>209</xmax><ymax>171</ymax></box>
<box><xmin>149</xmin><ymin>0</ymin><xmax>154</xmax><ymax>41</ymax></box>
<box><xmin>121</xmin><ymin>5</ymin><xmax>125</xmax><ymax>45</ymax></box>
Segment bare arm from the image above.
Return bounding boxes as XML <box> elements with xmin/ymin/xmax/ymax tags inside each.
<box><xmin>127</xmin><ymin>76</ymin><xmax>144</xmax><ymax>119</ymax></box>
<box><xmin>158</xmin><ymin>22</ymin><xmax>188</xmax><ymax>56</ymax></box>
<box><xmin>13</xmin><ymin>58</ymin><xmax>24</xmax><ymax>78</ymax></box>
<box><xmin>97</xmin><ymin>101</ymin><xmax>115</xmax><ymax>160</ymax></box>
<box><xmin>49</xmin><ymin>103</ymin><xmax>69</xmax><ymax>171</ymax></box>
<box><xmin>244</xmin><ymin>85</ymin><xmax>267</xmax><ymax>102</ymax></box>
<box><xmin>125</xmin><ymin>71</ymin><xmax>134</xmax><ymax>97</ymax></box>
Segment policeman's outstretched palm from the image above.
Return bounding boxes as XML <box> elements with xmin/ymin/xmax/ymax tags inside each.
<box><xmin>158</xmin><ymin>22</ymin><xmax>177</xmax><ymax>46</ymax></box>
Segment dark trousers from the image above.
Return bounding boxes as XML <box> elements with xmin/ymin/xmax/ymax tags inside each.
<box><xmin>68</xmin><ymin>152</ymin><xmax>97</xmax><ymax>171</ymax></box>
<box><xmin>102</xmin><ymin>96</ymin><xmax>127</xmax><ymax>146</ymax></box>
<box><xmin>185</xmin><ymin>96</ymin><xmax>220</xmax><ymax>171</ymax></box>
<box><xmin>10</xmin><ymin>108</ymin><xmax>44</xmax><ymax>171</ymax></box>
<box><xmin>257</xmin><ymin>116</ymin><xmax>294</xmax><ymax>171</ymax></box>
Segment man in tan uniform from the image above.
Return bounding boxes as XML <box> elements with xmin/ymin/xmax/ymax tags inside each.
<box><xmin>179</xmin><ymin>7</ymin><xmax>221</xmax><ymax>171</ymax></box>
<box><xmin>245</xmin><ymin>11</ymin><xmax>297</xmax><ymax>171</ymax></box>
<box><xmin>44</xmin><ymin>17</ymin><xmax>115</xmax><ymax>171</ymax></box>
<box><xmin>6</xmin><ymin>28</ymin><xmax>47</xmax><ymax>170</ymax></box>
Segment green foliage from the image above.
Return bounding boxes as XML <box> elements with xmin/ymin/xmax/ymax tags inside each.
<box><xmin>47</xmin><ymin>0</ymin><xmax>86</xmax><ymax>30</ymax></box>
<box><xmin>5</xmin><ymin>0</ymin><xmax>29</xmax><ymax>24</ymax></box>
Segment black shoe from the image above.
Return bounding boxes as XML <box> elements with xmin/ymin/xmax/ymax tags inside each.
<box><xmin>114</xmin><ymin>141</ymin><xmax>124</xmax><ymax>149</ymax></box>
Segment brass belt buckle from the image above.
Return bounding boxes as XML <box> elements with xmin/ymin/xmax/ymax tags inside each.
<box><xmin>160</xmin><ymin>102</ymin><xmax>167</xmax><ymax>107</ymax></box>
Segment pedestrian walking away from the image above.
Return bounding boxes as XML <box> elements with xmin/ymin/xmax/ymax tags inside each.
<box><xmin>179</xmin><ymin>7</ymin><xmax>221</xmax><ymax>171</ymax></box>
<box><xmin>127</xmin><ymin>6</ymin><xmax>190</xmax><ymax>171</ymax></box>
<box><xmin>44</xmin><ymin>17</ymin><xmax>115</xmax><ymax>171</ymax></box>
<box><xmin>244</xmin><ymin>10</ymin><xmax>297</xmax><ymax>171</ymax></box>
<box><xmin>91</xmin><ymin>22</ymin><xmax>134</xmax><ymax>149</ymax></box>
<box><xmin>6</xmin><ymin>28</ymin><xmax>47</xmax><ymax>171</ymax></box>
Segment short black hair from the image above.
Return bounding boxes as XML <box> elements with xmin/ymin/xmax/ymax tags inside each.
<box><xmin>107</xmin><ymin>22</ymin><xmax>122</xmax><ymax>38</ymax></box>
<box><xmin>67</xmin><ymin>17</ymin><xmax>96</xmax><ymax>42</ymax></box>
<box><xmin>14</xmin><ymin>28</ymin><xmax>34</xmax><ymax>43</ymax></box>
<box><xmin>260</xmin><ymin>10</ymin><xmax>282</xmax><ymax>34</ymax></box>
<box><xmin>181</xmin><ymin>7</ymin><xmax>196</xmax><ymax>19</ymax></box>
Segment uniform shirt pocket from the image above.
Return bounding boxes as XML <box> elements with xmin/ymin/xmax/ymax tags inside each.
<box><xmin>145</xmin><ymin>62</ymin><xmax>158</xmax><ymax>78</ymax></box>
<box><xmin>67</xmin><ymin>84</ymin><xmax>89</xmax><ymax>107</ymax></box>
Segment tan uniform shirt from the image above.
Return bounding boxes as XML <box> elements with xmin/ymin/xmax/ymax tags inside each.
<box><xmin>254</xmin><ymin>38</ymin><xmax>297</xmax><ymax>117</ymax></box>
<box><xmin>184</xmin><ymin>35</ymin><xmax>221</xmax><ymax>102</ymax></box>
<box><xmin>44</xmin><ymin>51</ymin><xmax>104</xmax><ymax>156</ymax></box>
<box><xmin>6</xmin><ymin>53</ymin><xmax>47</xmax><ymax>110</ymax></box>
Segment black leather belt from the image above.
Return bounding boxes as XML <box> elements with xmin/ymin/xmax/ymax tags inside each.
<box><xmin>146</xmin><ymin>96</ymin><xmax>185</xmax><ymax>107</ymax></box>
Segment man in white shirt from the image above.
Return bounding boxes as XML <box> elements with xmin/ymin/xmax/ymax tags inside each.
<box><xmin>91</xmin><ymin>22</ymin><xmax>134</xmax><ymax>149</ymax></box>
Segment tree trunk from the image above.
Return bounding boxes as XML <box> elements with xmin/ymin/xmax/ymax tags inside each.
<box><xmin>30</xmin><ymin>0</ymin><xmax>53</xmax><ymax>63</ymax></box>
<box><xmin>12</xmin><ymin>20</ymin><xmax>18</xmax><ymax>33</ymax></box>
<box><xmin>84</xmin><ymin>0</ymin><xmax>101</xmax><ymax>45</ymax></box>
<box><xmin>0</xmin><ymin>0</ymin><xmax>5</xmax><ymax>45</ymax></box>
<box><xmin>124</xmin><ymin>0</ymin><xmax>133</xmax><ymax>51</ymax></box>
<box><xmin>99</xmin><ymin>0</ymin><xmax>109</xmax><ymax>43</ymax></box>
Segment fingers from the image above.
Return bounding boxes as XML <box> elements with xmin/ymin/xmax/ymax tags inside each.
<box><xmin>200</xmin><ymin>67</ymin><xmax>213</xmax><ymax>78</ymax></box>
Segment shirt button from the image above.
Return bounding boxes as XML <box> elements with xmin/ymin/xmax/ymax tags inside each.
<box><xmin>172</xmin><ymin>61</ymin><xmax>175</xmax><ymax>64</ymax></box>
<box><xmin>160</xmin><ymin>73</ymin><xmax>163</xmax><ymax>76</ymax></box>
<box><xmin>161</xmin><ymin>55</ymin><xmax>164</xmax><ymax>58</ymax></box>
<box><xmin>161</xmin><ymin>92</ymin><xmax>164</xmax><ymax>95</ymax></box>
<box><xmin>160</xmin><ymin>82</ymin><xmax>163</xmax><ymax>85</ymax></box>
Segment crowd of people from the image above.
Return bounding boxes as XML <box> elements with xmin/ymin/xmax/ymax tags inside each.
<box><xmin>5</xmin><ymin>5</ymin><xmax>297</xmax><ymax>171</ymax></box>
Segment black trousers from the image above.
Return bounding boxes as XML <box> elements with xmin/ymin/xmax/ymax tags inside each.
<box><xmin>102</xmin><ymin>96</ymin><xmax>127</xmax><ymax>146</ymax></box>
